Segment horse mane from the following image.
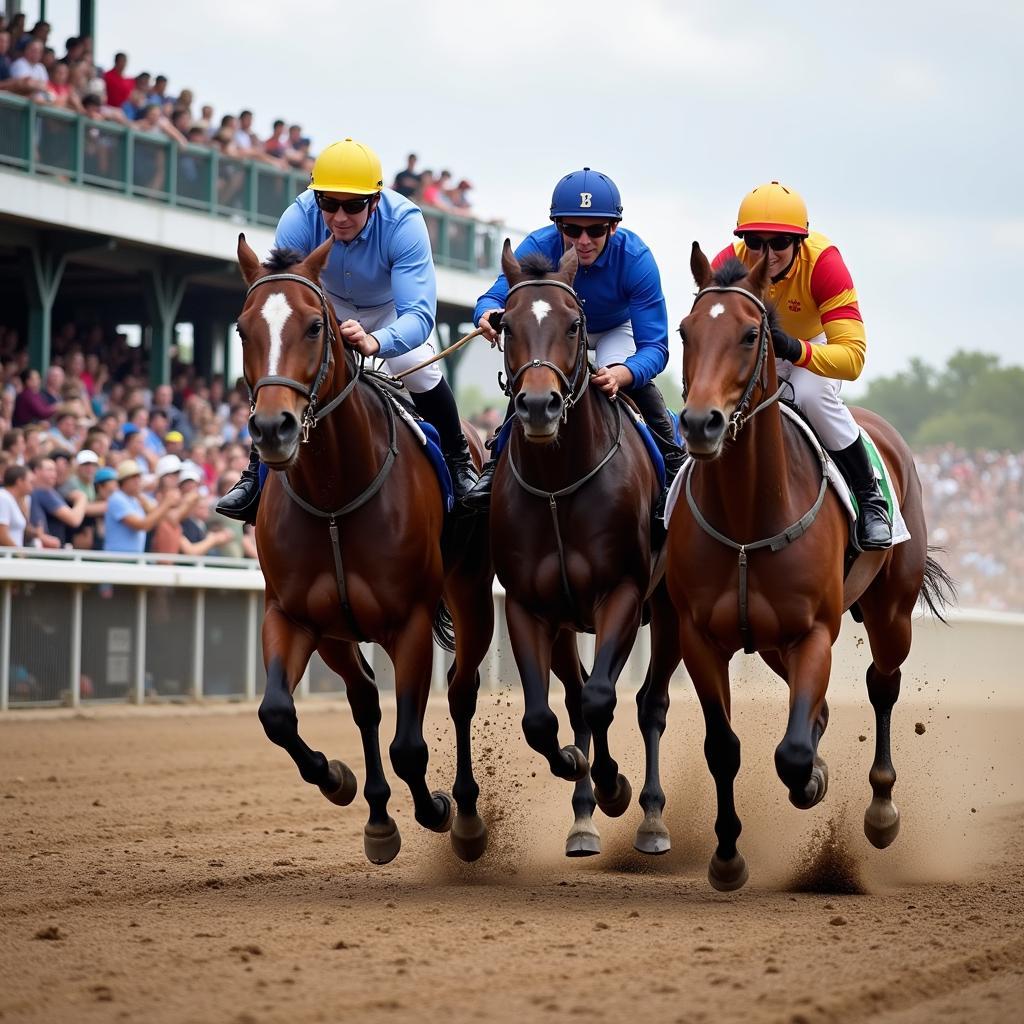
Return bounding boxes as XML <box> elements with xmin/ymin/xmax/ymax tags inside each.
<box><xmin>518</xmin><ymin>252</ymin><xmax>555</xmax><ymax>278</ymax></box>
<box><xmin>263</xmin><ymin>247</ymin><xmax>307</xmax><ymax>271</ymax></box>
<box><xmin>709</xmin><ymin>257</ymin><xmax>780</xmax><ymax>329</ymax></box>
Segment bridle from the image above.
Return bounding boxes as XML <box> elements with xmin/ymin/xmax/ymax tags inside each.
<box><xmin>680</xmin><ymin>283</ymin><xmax>827</xmax><ymax>655</ymax></box>
<box><xmin>498</xmin><ymin>278</ymin><xmax>591</xmax><ymax>417</ymax></box>
<box><xmin>244</xmin><ymin>272</ymin><xmax>363</xmax><ymax>443</ymax></box>
<box><xmin>683</xmin><ymin>284</ymin><xmax>788</xmax><ymax>440</ymax></box>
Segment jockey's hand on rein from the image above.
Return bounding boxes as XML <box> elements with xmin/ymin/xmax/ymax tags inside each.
<box><xmin>479</xmin><ymin>309</ymin><xmax>504</xmax><ymax>346</ymax></box>
<box><xmin>771</xmin><ymin>326</ymin><xmax>803</xmax><ymax>364</ymax></box>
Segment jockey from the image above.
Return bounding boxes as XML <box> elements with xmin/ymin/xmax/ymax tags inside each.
<box><xmin>217</xmin><ymin>138</ymin><xmax>477</xmax><ymax>523</ymax></box>
<box><xmin>713</xmin><ymin>181</ymin><xmax>891</xmax><ymax>549</ymax></box>
<box><xmin>464</xmin><ymin>167</ymin><xmax>685</xmax><ymax>513</ymax></box>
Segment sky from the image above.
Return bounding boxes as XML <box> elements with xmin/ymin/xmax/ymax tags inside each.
<box><xmin>38</xmin><ymin>0</ymin><xmax>1024</xmax><ymax>398</ymax></box>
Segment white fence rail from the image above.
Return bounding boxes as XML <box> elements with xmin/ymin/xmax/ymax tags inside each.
<box><xmin>2</xmin><ymin>550</ymin><xmax>1021</xmax><ymax>710</ymax></box>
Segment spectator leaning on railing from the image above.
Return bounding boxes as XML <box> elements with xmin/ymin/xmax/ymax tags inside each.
<box><xmin>104</xmin><ymin>459</ymin><xmax>179</xmax><ymax>554</ymax></box>
<box><xmin>28</xmin><ymin>454</ymin><xmax>87</xmax><ymax>547</ymax></box>
<box><xmin>0</xmin><ymin>464</ymin><xmax>32</xmax><ymax>547</ymax></box>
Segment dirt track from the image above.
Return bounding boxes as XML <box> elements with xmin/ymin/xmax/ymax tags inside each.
<box><xmin>1</xmin><ymin>692</ymin><xmax>1022</xmax><ymax>1024</ymax></box>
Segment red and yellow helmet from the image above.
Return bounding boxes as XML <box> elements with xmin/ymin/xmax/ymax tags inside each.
<box><xmin>734</xmin><ymin>181</ymin><xmax>809</xmax><ymax>237</ymax></box>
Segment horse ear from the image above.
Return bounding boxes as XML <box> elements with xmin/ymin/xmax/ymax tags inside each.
<box><xmin>303</xmin><ymin>236</ymin><xmax>334</xmax><ymax>281</ymax></box>
<box><xmin>690</xmin><ymin>242</ymin><xmax>713</xmax><ymax>289</ymax></box>
<box><xmin>501</xmin><ymin>238</ymin><xmax>523</xmax><ymax>285</ymax></box>
<box><xmin>556</xmin><ymin>244</ymin><xmax>579</xmax><ymax>284</ymax></box>
<box><xmin>746</xmin><ymin>251</ymin><xmax>771</xmax><ymax>297</ymax></box>
<box><xmin>237</xmin><ymin>233</ymin><xmax>262</xmax><ymax>286</ymax></box>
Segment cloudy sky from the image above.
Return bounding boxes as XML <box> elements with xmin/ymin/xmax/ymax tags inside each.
<box><xmin>45</xmin><ymin>0</ymin><xmax>1022</xmax><ymax>396</ymax></box>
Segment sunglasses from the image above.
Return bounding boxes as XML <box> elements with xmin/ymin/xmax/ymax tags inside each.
<box><xmin>743</xmin><ymin>234</ymin><xmax>795</xmax><ymax>252</ymax></box>
<box><xmin>559</xmin><ymin>221</ymin><xmax>611</xmax><ymax>240</ymax></box>
<box><xmin>314</xmin><ymin>192</ymin><xmax>376</xmax><ymax>215</ymax></box>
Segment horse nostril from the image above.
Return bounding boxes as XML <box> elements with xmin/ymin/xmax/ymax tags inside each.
<box><xmin>707</xmin><ymin>409</ymin><xmax>726</xmax><ymax>437</ymax></box>
<box><xmin>513</xmin><ymin>392</ymin><xmax>529</xmax><ymax>417</ymax></box>
<box><xmin>279</xmin><ymin>411</ymin><xmax>299</xmax><ymax>441</ymax></box>
<box><xmin>546</xmin><ymin>392</ymin><xmax>564</xmax><ymax>418</ymax></box>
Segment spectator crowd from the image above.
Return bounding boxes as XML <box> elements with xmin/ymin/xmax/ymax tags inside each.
<box><xmin>0</xmin><ymin>15</ymin><xmax>315</xmax><ymax>174</ymax></box>
<box><xmin>1</xmin><ymin>321</ymin><xmax>255</xmax><ymax>561</ymax></box>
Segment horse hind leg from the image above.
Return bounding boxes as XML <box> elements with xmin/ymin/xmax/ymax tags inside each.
<box><xmin>634</xmin><ymin>583</ymin><xmax>681</xmax><ymax>856</ymax></box>
<box><xmin>554</xmin><ymin>630</ymin><xmax>600</xmax><ymax>857</ymax></box>
<box><xmin>317</xmin><ymin>638</ymin><xmax>401</xmax><ymax>865</ymax></box>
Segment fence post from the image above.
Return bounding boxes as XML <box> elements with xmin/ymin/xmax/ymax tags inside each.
<box><xmin>69</xmin><ymin>584</ymin><xmax>82</xmax><ymax>708</ymax></box>
<box><xmin>134</xmin><ymin>587</ymin><xmax>147</xmax><ymax>703</ymax></box>
<box><xmin>245</xmin><ymin>591</ymin><xmax>258</xmax><ymax>700</ymax></box>
<box><xmin>1</xmin><ymin>583</ymin><xmax>11</xmax><ymax>712</ymax></box>
<box><xmin>192</xmin><ymin>589</ymin><xmax>205</xmax><ymax>701</ymax></box>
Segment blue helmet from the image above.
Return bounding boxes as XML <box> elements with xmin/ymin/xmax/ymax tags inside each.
<box><xmin>549</xmin><ymin>167</ymin><xmax>623</xmax><ymax>221</ymax></box>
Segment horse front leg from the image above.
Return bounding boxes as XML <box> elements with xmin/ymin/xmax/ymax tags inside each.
<box><xmin>316</xmin><ymin>638</ymin><xmax>400</xmax><ymax>865</ymax></box>
<box><xmin>258</xmin><ymin>605</ymin><xmax>345</xmax><ymax>796</ymax></box>
<box><xmin>386</xmin><ymin>608</ymin><xmax>453</xmax><ymax>834</ymax></box>
<box><xmin>681</xmin><ymin>614</ymin><xmax>748</xmax><ymax>891</ymax></box>
<box><xmin>506</xmin><ymin>599</ymin><xmax>589</xmax><ymax>782</ymax></box>
<box><xmin>634</xmin><ymin>581</ymin><xmax>682</xmax><ymax>855</ymax></box>
<box><xmin>583</xmin><ymin>584</ymin><xmax>643</xmax><ymax>818</ymax></box>
<box><xmin>775</xmin><ymin>622</ymin><xmax>834</xmax><ymax>809</ymax></box>
<box><xmin>552</xmin><ymin>629</ymin><xmax>599</xmax><ymax>857</ymax></box>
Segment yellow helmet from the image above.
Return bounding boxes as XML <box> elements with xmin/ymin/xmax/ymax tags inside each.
<box><xmin>734</xmin><ymin>181</ymin><xmax>809</xmax><ymax>237</ymax></box>
<box><xmin>308</xmin><ymin>138</ymin><xmax>384</xmax><ymax>195</ymax></box>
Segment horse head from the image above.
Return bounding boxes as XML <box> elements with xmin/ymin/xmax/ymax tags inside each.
<box><xmin>499</xmin><ymin>239</ymin><xmax>584</xmax><ymax>444</ymax></box>
<box><xmin>236</xmin><ymin>234</ymin><xmax>337</xmax><ymax>468</ymax></box>
<box><xmin>677</xmin><ymin>242</ymin><xmax>775</xmax><ymax>459</ymax></box>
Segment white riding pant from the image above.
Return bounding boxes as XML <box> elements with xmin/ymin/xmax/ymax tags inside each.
<box><xmin>777</xmin><ymin>333</ymin><xmax>859</xmax><ymax>449</ymax></box>
<box><xmin>330</xmin><ymin>297</ymin><xmax>441</xmax><ymax>394</ymax></box>
<box><xmin>588</xmin><ymin>321</ymin><xmax>637</xmax><ymax>369</ymax></box>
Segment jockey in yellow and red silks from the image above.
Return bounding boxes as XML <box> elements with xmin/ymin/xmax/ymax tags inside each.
<box><xmin>713</xmin><ymin>181</ymin><xmax>891</xmax><ymax>550</ymax></box>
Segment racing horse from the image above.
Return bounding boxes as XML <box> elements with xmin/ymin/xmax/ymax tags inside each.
<box><xmin>489</xmin><ymin>241</ymin><xmax>681</xmax><ymax>857</ymax></box>
<box><xmin>236</xmin><ymin>235</ymin><xmax>494</xmax><ymax>864</ymax></box>
<box><xmin>666</xmin><ymin>244</ymin><xmax>955</xmax><ymax>890</ymax></box>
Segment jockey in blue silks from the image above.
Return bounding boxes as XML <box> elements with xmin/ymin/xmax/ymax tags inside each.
<box><xmin>463</xmin><ymin>167</ymin><xmax>685</xmax><ymax>515</ymax></box>
<box><xmin>217</xmin><ymin>138</ymin><xmax>477</xmax><ymax>524</ymax></box>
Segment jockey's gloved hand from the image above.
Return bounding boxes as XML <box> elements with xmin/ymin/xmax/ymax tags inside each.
<box><xmin>770</xmin><ymin>326</ymin><xmax>803</xmax><ymax>364</ymax></box>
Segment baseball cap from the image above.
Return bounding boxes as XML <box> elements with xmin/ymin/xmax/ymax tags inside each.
<box><xmin>121</xmin><ymin>423</ymin><xmax>141</xmax><ymax>437</ymax></box>
<box><xmin>164</xmin><ymin>430</ymin><xmax>185</xmax><ymax>443</ymax></box>
<box><xmin>156</xmin><ymin>453</ymin><xmax>182</xmax><ymax>477</ymax></box>
<box><xmin>95</xmin><ymin>467</ymin><xmax>117</xmax><ymax>484</ymax></box>
<box><xmin>178</xmin><ymin>461</ymin><xmax>202</xmax><ymax>484</ymax></box>
<box><xmin>117</xmin><ymin>459</ymin><xmax>143</xmax><ymax>481</ymax></box>
<box><xmin>76</xmin><ymin>449</ymin><xmax>100</xmax><ymax>466</ymax></box>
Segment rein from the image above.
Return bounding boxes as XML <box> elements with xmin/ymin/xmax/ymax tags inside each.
<box><xmin>682</xmin><ymin>284</ymin><xmax>827</xmax><ymax>654</ymax></box>
<box><xmin>497</xmin><ymin>277</ymin><xmax>621</xmax><ymax>630</ymax></box>
<box><xmin>244</xmin><ymin>271</ymin><xmax>397</xmax><ymax>642</ymax></box>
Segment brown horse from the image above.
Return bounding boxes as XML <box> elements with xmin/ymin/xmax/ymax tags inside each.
<box><xmin>236</xmin><ymin>235</ymin><xmax>494</xmax><ymax>864</ymax></box>
<box><xmin>489</xmin><ymin>241</ymin><xmax>681</xmax><ymax>857</ymax></box>
<box><xmin>666</xmin><ymin>244</ymin><xmax>955</xmax><ymax>891</ymax></box>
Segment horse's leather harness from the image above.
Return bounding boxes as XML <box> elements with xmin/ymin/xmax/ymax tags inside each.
<box><xmin>681</xmin><ymin>285</ymin><xmax>829</xmax><ymax>654</ymax></box>
<box><xmin>244</xmin><ymin>272</ymin><xmax>399</xmax><ymax>642</ymax></box>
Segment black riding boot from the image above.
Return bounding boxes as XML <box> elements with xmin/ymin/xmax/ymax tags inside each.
<box><xmin>629</xmin><ymin>381</ymin><xmax>686</xmax><ymax>519</ymax></box>
<box><xmin>411</xmin><ymin>378</ymin><xmax>478</xmax><ymax>501</ymax></box>
<box><xmin>215</xmin><ymin>446</ymin><xmax>262</xmax><ymax>525</ymax></box>
<box><xmin>828</xmin><ymin>437</ymin><xmax>893</xmax><ymax>550</ymax></box>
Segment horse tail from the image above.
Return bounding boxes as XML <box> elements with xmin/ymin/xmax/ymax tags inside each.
<box><xmin>432</xmin><ymin>599</ymin><xmax>457</xmax><ymax>653</ymax></box>
<box><xmin>918</xmin><ymin>547</ymin><xmax>957</xmax><ymax>624</ymax></box>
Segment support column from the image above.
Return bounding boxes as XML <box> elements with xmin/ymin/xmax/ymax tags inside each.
<box><xmin>78</xmin><ymin>0</ymin><xmax>96</xmax><ymax>42</ymax></box>
<box><xmin>194</xmin><ymin>316</ymin><xmax>228</xmax><ymax>382</ymax></box>
<box><xmin>21</xmin><ymin>245</ymin><xmax>67</xmax><ymax>373</ymax></box>
<box><xmin>144</xmin><ymin>267</ymin><xmax>188</xmax><ymax>389</ymax></box>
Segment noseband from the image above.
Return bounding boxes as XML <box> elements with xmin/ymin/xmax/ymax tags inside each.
<box><xmin>498</xmin><ymin>278</ymin><xmax>591</xmax><ymax>418</ymax></box>
<box><xmin>684</xmin><ymin>284</ymin><xmax>785</xmax><ymax>439</ymax></box>
<box><xmin>244</xmin><ymin>272</ymin><xmax>362</xmax><ymax>441</ymax></box>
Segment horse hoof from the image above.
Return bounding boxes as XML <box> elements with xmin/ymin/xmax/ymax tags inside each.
<box><xmin>451</xmin><ymin>813</ymin><xmax>488</xmax><ymax>862</ymax></box>
<box><xmin>788</xmin><ymin>756</ymin><xmax>829</xmax><ymax>810</ymax></box>
<box><xmin>427</xmin><ymin>790</ymin><xmax>455</xmax><ymax>834</ymax></box>
<box><xmin>565</xmin><ymin>815</ymin><xmax>601</xmax><ymax>857</ymax></box>
<box><xmin>595</xmin><ymin>774</ymin><xmax>633</xmax><ymax>818</ymax></box>
<box><xmin>559</xmin><ymin>745</ymin><xmax>590</xmax><ymax>783</ymax></box>
<box><xmin>634</xmin><ymin>811</ymin><xmax>671</xmax><ymax>855</ymax></box>
<box><xmin>319</xmin><ymin>759</ymin><xmax>357</xmax><ymax>807</ymax></box>
<box><xmin>364</xmin><ymin>819</ymin><xmax>401</xmax><ymax>864</ymax></box>
<box><xmin>864</xmin><ymin>798</ymin><xmax>900</xmax><ymax>849</ymax></box>
<box><xmin>708</xmin><ymin>852</ymin><xmax>748</xmax><ymax>892</ymax></box>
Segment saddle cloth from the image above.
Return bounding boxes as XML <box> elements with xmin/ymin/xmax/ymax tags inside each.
<box><xmin>664</xmin><ymin>403</ymin><xmax>911</xmax><ymax>548</ymax></box>
<box><xmin>490</xmin><ymin>402</ymin><xmax>666</xmax><ymax>489</ymax></box>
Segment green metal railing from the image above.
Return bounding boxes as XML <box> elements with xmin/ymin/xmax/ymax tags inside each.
<box><xmin>0</xmin><ymin>93</ymin><xmax>513</xmax><ymax>273</ymax></box>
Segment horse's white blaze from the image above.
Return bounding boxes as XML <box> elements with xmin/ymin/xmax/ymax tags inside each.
<box><xmin>709</xmin><ymin>302</ymin><xmax>725</xmax><ymax>319</ymax></box>
<box><xmin>260</xmin><ymin>292</ymin><xmax>293</xmax><ymax>374</ymax></box>
<box><xmin>532</xmin><ymin>299</ymin><xmax>552</xmax><ymax>324</ymax></box>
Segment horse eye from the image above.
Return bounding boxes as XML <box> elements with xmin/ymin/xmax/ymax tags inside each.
<box><xmin>741</xmin><ymin>327</ymin><xmax>758</xmax><ymax>346</ymax></box>
<box><xmin>307</xmin><ymin>322</ymin><xmax>323</xmax><ymax>338</ymax></box>
<box><xmin>677</xmin><ymin>327</ymin><xmax>687</xmax><ymax>345</ymax></box>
